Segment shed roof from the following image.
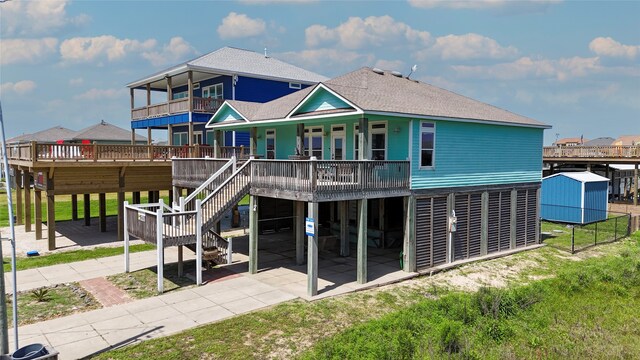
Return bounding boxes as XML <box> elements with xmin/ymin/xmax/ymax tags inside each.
<box><xmin>544</xmin><ymin>171</ymin><xmax>610</xmax><ymax>183</ymax></box>
<box><xmin>128</xmin><ymin>47</ymin><xmax>328</xmax><ymax>88</ymax></box>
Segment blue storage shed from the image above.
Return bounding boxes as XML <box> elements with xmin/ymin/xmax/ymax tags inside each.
<box><xmin>541</xmin><ymin>172</ymin><xmax>610</xmax><ymax>224</ymax></box>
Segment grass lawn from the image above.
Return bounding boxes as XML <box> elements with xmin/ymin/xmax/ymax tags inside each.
<box><xmin>8</xmin><ymin>283</ymin><xmax>101</xmax><ymax>327</ymax></box>
<box><xmin>107</xmin><ymin>260</ymin><xmax>197</xmax><ymax>299</ymax></box>
<box><xmin>542</xmin><ymin>214</ymin><xmax>630</xmax><ymax>252</ymax></box>
<box><xmin>0</xmin><ymin>191</ymin><xmax>170</xmax><ymax>227</ymax></box>
<box><xmin>95</xmin><ymin>232</ymin><xmax>640</xmax><ymax>360</ymax></box>
<box><xmin>2</xmin><ymin>244</ymin><xmax>155</xmax><ymax>272</ymax></box>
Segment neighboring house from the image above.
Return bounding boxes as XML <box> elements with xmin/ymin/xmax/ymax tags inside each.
<box><xmin>197</xmin><ymin>67</ymin><xmax>550</xmax><ymax>288</ymax></box>
<box><xmin>554</xmin><ymin>137</ymin><xmax>586</xmax><ymax>147</ymax></box>
<box><xmin>7</xmin><ymin>121</ymin><xmax>147</xmax><ymax>145</ymax></box>
<box><xmin>612</xmin><ymin>135</ymin><xmax>640</xmax><ymax>146</ymax></box>
<box><xmin>584</xmin><ymin>137</ymin><xmax>615</xmax><ymax>146</ymax></box>
<box><xmin>126</xmin><ymin>46</ymin><xmax>327</xmax><ymax>148</ymax></box>
<box><xmin>7</xmin><ymin>126</ymin><xmax>77</xmax><ymax>144</ymax></box>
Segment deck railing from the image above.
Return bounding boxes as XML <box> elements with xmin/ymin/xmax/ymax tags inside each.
<box><xmin>543</xmin><ymin>145</ymin><xmax>640</xmax><ymax>159</ymax></box>
<box><xmin>220</xmin><ymin>146</ymin><xmax>252</xmax><ymax>160</ymax></box>
<box><xmin>172</xmin><ymin>158</ymin><xmax>231</xmax><ymax>188</ymax></box>
<box><xmin>131</xmin><ymin>97</ymin><xmax>224</xmax><ymax>120</ymax></box>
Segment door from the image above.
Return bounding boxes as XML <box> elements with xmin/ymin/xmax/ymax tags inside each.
<box><xmin>331</xmin><ymin>125</ymin><xmax>345</xmax><ymax>160</ymax></box>
<box><xmin>193</xmin><ymin>131</ymin><xmax>203</xmax><ymax>145</ymax></box>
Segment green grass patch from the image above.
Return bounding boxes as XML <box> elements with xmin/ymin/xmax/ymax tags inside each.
<box><xmin>542</xmin><ymin>215</ymin><xmax>630</xmax><ymax>252</ymax></box>
<box><xmin>8</xmin><ymin>283</ymin><xmax>101</xmax><ymax>327</ymax></box>
<box><xmin>2</xmin><ymin>244</ymin><xmax>155</xmax><ymax>272</ymax></box>
<box><xmin>107</xmin><ymin>260</ymin><xmax>196</xmax><ymax>299</ymax></box>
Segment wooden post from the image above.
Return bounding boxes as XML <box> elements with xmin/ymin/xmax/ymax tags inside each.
<box><xmin>146</xmin><ymin>83</ymin><xmax>151</xmax><ymax>106</ymax></box>
<box><xmin>357</xmin><ymin>198</ymin><xmax>368</xmax><ymax>284</ymax></box>
<box><xmin>71</xmin><ymin>194</ymin><xmax>78</xmax><ymax>221</ymax></box>
<box><xmin>250</xmin><ymin>127</ymin><xmax>258</xmax><ymax>156</ymax></box>
<box><xmin>84</xmin><ymin>194</ymin><xmax>91</xmax><ymax>226</ymax></box>
<box><xmin>586</xmin><ymin>163</ymin><xmax>592</xmax><ymax>172</ymax></box>
<box><xmin>634</xmin><ymin>163</ymin><xmax>639</xmax><ymax>206</ymax></box>
<box><xmin>156</xmin><ymin>207</ymin><xmax>164</xmax><ymax>294</ymax></box>
<box><xmin>340</xmin><ymin>201</ymin><xmax>350</xmax><ymax>257</ymax></box>
<box><xmin>249</xmin><ymin>195</ymin><xmax>259</xmax><ymax>274</ymax></box>
<box><xmin>23</xmin><ymin>170</ymin><xmax>31</xmax><ymax>232</ymax></box>
<box><xmin>195</xmin><ymin>199</ymin><xmax>202</xmax><ymax>286</ymax></box>
<box><xmin>15</xmin><ymin>169</ymin><xmax>23</xmax><ymax>226</ymax></box>
<box><xmin>167</xmin><ymin>124</ymin><xmax>173</xmax><ymax>146</ymax></box>
<box><xmin>47</xmin><ymin>192</ymin><xmax>55</xmax><ymax>250</ymax></box>
<box><xmin>480</xmin><ymin>191</ymin><xmax>489</xmax><ymax>255</ymax></box>
<box><xmin>133</xmin><ymin>191</ymin><xmax>141</xmax><ymax>204</ymax></box>
<box><xmin>378</xmin><ymin>199</ymin><xmax>385</xmax><ymax>248</ymax></box>
<box><xmin>124</xmin><ymin>201</ymin><xmax>130</xmax><ymax>272</ymax></box>
<box><xmin>117</xmin><ymin>191</ymin><xmax>125</xmax><ymax>241</ymax></box>
<box><xmin>34</xmin><ymin>190</ymin><xmax>42</xmax><ymax>240</ymax></box>
<box><xmin>188</xmin><ymin>70</ymin><xmax>193</xmax><ymax>112</ymax></box>
<box><xmin>166</xmin><ymin>75</ymin><xmax>172</xmax><ymax>102</ymax></box>
<box><xmin>148</xmin><ymin>191</ymin><xmax>154</xmax><ymax>203</ymax></box>
<box><xmin>99</xmin><ymin>193</ymin><xmax>106</xmax><ymax>232</ymax></box>
<box><xmin>510</xmin><ymin>190</ymin><xmax>517</xmax><ymax>249</ymax></box>
<box><xmin>214</xmin><ymin>130</ymin><xmax>222</xmax><ymax>158</ymax></box>
<box><xmin>307</xmin><ymin>201</ymin><xmax>319</xmax><ymax>297</ymax></box>
<box><xmin>296</xmin><ymin>201</ymin><xmax>305</xmax><ymax>265</ymax></box>
<box><xmin>130</xmin><ymin>88</ymin><xmax>135</xmax><ymax>111</ymax></box>
<box><xmin>536</xmin><ymin>188</ymin><xmax>541</xmax><ymax>243</ymax></box>
<box><xmin>131</xmin><ymin>128</ymin><xmax>136</xmax><ymax>145</ymax></box>
<box><xmin>147</xmin><ymin>127</ymin><xmax>152</xmax><ymax>145</ymax></box>
<box><xmin>403</xmin><ymin>196</ymin><xmax>416</xmax><ymax>272</ymax></box>
<box><xmin>296</xmin><ymin>123</ymin><xmax>304</xmax><ymax>155</ymax></box>
<box><xmin>358</xmin><ymin>117</ymin><xmax>369</xmax><ymax>160</ymax></box>
<box><xmin>188</xmin><ymin>122</ymin><xmax>194</xmax><ymax>147</ymax></box>
<box><xmin>177</xmin><ymin>245</ymin><xmax>184</xmax><ymax>277</ymax></box>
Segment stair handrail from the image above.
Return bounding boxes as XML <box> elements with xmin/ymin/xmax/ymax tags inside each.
<box><xmin>201</xmin><ymin>158</ymin><xmax>252</xmax><ymax>205</ymax></box>
<box><xmin>180</xmin><ymin>156</ymin><xmax>236</xmax><ymax>210</ymax></box>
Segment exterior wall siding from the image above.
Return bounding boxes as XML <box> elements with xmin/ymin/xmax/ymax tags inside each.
<box><xmin>296</xmin><ymin>88</ymin><xmax>351</xmax><ymax>114</ymax></box>
<box><xmin>584</xmin><ymin>181</ymin><xmax>608</xmax><ymax>223</ymax></box>
<box><xmin>540</xmin><ymin>176</ymin><xmax>582</xmax><ymax>223</ymax></box>
<box><xmin>410</xmin><ymin>120</ymin><xmax>543</xmax><ymax>189</ymax></box>
<box><xmin>235</xmin><ymin>76</ymin><xmax>311</xmax><ymax>103</ymax></box>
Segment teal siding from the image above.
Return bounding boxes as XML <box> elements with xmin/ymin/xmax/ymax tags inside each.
<box><xmin>296</xmin><ymin>88</ymin><xmax>352</xmax><ymax>114</ymax></box>
<box><xmin>216</xmin><ymin>106</ymin><xmax>244</xmax><ymax>122</ymax></box>
<box><xmin>411</xmin><ymin>120</ymin><xmax>543</xmax><ymax>189</ymax></box>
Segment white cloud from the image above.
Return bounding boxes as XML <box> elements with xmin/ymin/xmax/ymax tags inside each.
<box><xmin>418</xmin><ymin>33</ymin><xmax>518</xmax><ymax>60</ymax></box>
<box><xmin>1</xmin><ymin>80</ymin><xmax>37</xmax><ymax>95</ymax></box>
<box><xmin>589</xmin><ymin>37</ymin><xmax>639</xmax><ymax>59</ymax></box>
<box><xmin>374</xmin><ymin>59</ymin><xmax>406</xmax><ymax>71</ymax></box>
<box><xmin>1</xmin><ymin>0</ymin><xmax>90</xmax><ymax>36</ymax></box>
<box><xmin>278</xmin><ymin>48</ymin><xmax>374</xmax><ymax>72</ymax></box>
<box><xmin>60</xmin><ymin>35</ymin><xmax>156</xmax><ymax>63</ymax></box>
<box><xmin>74</xmin><ymin>88</ymin><xmax>127</xmax><ymax>100</ymax></box>
<box><xmin>305</xmin><ymin>16</ymin><xmax>430</xmax><ymax>49</ymax></box>
<box><xmin>69</xmin><ymin>77</ymin><xmax>84</xmax><ymax>86</ymax></box>
<box><xmin>0</xmin><ymin>38</ymin><xmax>59</xmax><ymax>65</ymax></box>
<box><xmin>408</xmin><ymin>0</ymin><xmax>561</xmax><ymax>11</ymax></box>
<box><xmin>452</xmin><ymin>56</ymin><xmax>603</xmax><ymax>81</ymax></box>
<box><xmin>142</xmin><ymin>37</ymin><xmax>198</xmax><ymax>67</ymax></box>
<box><xmin>217</xmin><ymin>12</ymin><xmax>266</xmax><ymax>39</ymax></box>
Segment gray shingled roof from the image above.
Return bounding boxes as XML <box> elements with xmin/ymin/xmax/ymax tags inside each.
<box><xmin>7</xmin><ymin>126</ymin><xmax>76</xmax><ymax>144</ymax></box>
<box><xmin>128</xmin><ymin>47</ymin><xmax>327</xmax><ymax>88</ymax></box>
<box><xmin>210</xmin><ymin>67</ymin><xmax>548</xmax><ymax>128</ymax></box>
<box><xmin>71</xmin><ymin>121</ymin><xmax>146</xmax><ymax>142</ymax></box>
<box><xmin>584</xmin><ymin>137</ymin><xmax>615</xmax><ymax>146</ymax></box>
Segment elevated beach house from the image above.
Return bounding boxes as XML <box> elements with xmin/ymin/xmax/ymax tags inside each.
<box><xmin>127</xmin><ymin>46</ymin><xmax>327</xmax><ymax>150</ymax></box>
<box><xmin>125</xmin><ymin>67</ymin><xmax>550</xmax><ymax>297</ymax></box>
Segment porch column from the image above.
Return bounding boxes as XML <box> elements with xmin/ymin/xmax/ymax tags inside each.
<box><xmin>188</xmin><ymin>71</ymin><xmax>194</xmax><ymax>146</ymax></box>
<box><xmin>634</xmin><ymin>163</ymin><xmax>638</xmax><ymax>206</ymax></box>
<box><xmin>130</xmin><ymin>87</ymin><xmax>135</xmax><ymax>111</ymax></box>
<box><xmin>358</xmin><ymin>117</ymin><xmax>369</xmax><ymax>160</ymax></box>
<box><xmin>188</xmin><ymin>122</ymin><xmax>194</xmax><ymax>147</ymax></box>
<box><xmin>117</xmin><ymin>191</ymin><xmax>125</xmax><ymax>241</ymax></box>
<box><xmin>357</xmin><ymin>199</ymin><xmax>368</xmax><ymax>284</ymax></box>
<box><xmin>99</xmin><ymin>193</ymin><xmax>106</xmax><ymax>232</ymax></box>
<box><xmin>402</xmin><ymin>196</ymin><xmax>416</xmax><ymax>272</ymax></box>
<box><xmin>47</xmin><ymin>192</ymin><xmax>56</xmax><ymax>250</ymax></box>
<box><xmin>296</xmin><ymin>123</ymin><xmax>304</xmax><ymax>156</ymax></box>
<box><xmin>131</xmin><ymin>128</ymin><xmax>136</xmax><ymax>145</ymax></box>
<box><xmin>296</xmin><ymin>201</ymin><xmax>305</xmax><ymax>265</ymax></box>
<box><xmin>339</xmin><ymin>201</ymin><xmax>350</xmax><ymax>257</ymax></box>
<box><xmin>249</xmin><ymin>195</ymin><xmax>259</xmax><ymax>274</ymax></box>
<box><xmin>307</xmin><ymin>201</ymin><xmax>319</xmax><ymax>297</ymax></box>
<box><xmin>214</xmin><ymin>130</ymin><xmax>222</xmax><ymax>158</ymax></box>
<box><xmin>147</xmin><ymin>127</ymin><xmax>152</xmax><ymax>145</ymax></box>
<box><xmin>23</xmin><ymin>170</ymin><xmax>31</xmax><ymax>232</ymax></box>
<box><xmin>84</xmin><ymin>194</ymin><xmax>91</xmax><ymax>226</ymax></box>
<box><xmin>250</xmin><ymin>127</ymin><xmax>258</xmax><ymax>156</ymax></box>
<box><xmin>166</xmin><ymin>75</ymin><xmax>172</xmax><ymax>102</ymax></box>
<box><xmin>167</xmin><ymin>125</ymin><xmax>173</xmax><ymax>146</ymax></box>
<box><xmin>35</xmin><ymin>190</ymin><xmax>42</xmax><ymax>240</ymax></box>
<box><xmin>71</xmin><ymin>194</ymin><xmax>78</xmax><ymax>221</ymax></box>
<box><xmin>15</xmin><ymin>169</ymin><xmax>23</xmax><ymax>226</ymax></box>
<box><xmin>146</xmin><ymin>83</ymin><xmax>151</xmax><ymax>107</ymax></box>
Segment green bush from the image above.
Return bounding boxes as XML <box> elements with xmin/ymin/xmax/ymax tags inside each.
<box><xmin>438</xmin><ymin>319</ymin><xmax>463</xmax><ymax>353</ymax></box>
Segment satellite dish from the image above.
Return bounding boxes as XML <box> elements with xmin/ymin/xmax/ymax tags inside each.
<box><xmin>408</xmin><ymin>64</ymin><xmax>418</xmax><ymax>79</ymax></box>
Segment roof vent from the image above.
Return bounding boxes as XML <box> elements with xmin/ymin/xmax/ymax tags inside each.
<box><xmin>391</xmin><ymin>71</ymin><xmax>402</xmax><ymax>77</ymax></box>
<box><xmin>372</xmin><ymin>68</ymin><xmax>384</xmax><ymax>75</ymax></box>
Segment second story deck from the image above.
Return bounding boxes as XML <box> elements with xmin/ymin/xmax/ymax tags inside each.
<box><xmin>543</xmin><ymin>145</ymin><xmax>640</xmax><ymax>164</ymax></box>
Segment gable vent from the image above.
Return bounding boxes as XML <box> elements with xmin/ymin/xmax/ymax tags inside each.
<box><xmin>372</xmin><ymin>68</ymin><xmax>384</xmax><ymax>75</ymax></box>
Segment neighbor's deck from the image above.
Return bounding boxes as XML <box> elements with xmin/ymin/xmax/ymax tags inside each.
<box><xmin>543</xmin><ymin>145</ymin><xmax>640</xmax><ymax>164</ymax></box>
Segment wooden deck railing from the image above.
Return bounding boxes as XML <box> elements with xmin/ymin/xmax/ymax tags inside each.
<box><xmin>220</xmin><ymin>146</ymin><xmax>252</xmax><ymax>160</ymax></box>
<box><xmin>6</xmin><ymin>142</ymin><xmax>220</xmax><ymax>163</ymax></box>
<box><xmin>172</xmin><ymin>158</ymin><xmax>230</xmax><ymax>188</ymax></box>
<box><xmin>543</xmin><ymin>145</ymin><xmax>640</xmax><ymax>159</ymax></box>
<box><xmin>131</xmin><ymin>97</ymin><xmax>224</xmax><ymax>120</ymax></box>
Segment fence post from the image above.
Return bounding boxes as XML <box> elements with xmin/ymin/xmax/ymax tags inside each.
<box><xmin>227</xmin><ymin>237</ymin><xmax>233</xmax><ymax>265</ymax></box>
<box><xmin>179</xmin><ymin>196</ymin><xmax>185</xmax><ymax>212</ymax></box>
<box><xmin>594</xmin><ymin>222</ymin><xmax>598</xmax><ymax>245</ymax></box>
<box><xmin>571</xmin><ymin>226</ymin><xmax>575</xmax><ymax>254</ymax></box>
<box><xmin>93</xmin><ymin>142</ymin><xmax>98</xmax><ymax>162</ymax></box>
<box><xmin>124</xmin><ymin>201</ymin><xmax>130</xmax><ymax>273</ymax></box>
<box><xmin>156</xmin><ymin>206</ymin><xmax>164</xmax><ymax>294</ymax></box>
<box><xmin>196</xmin><ymin>199</ymin><xmax>203</xmax><ymax>286</ymax></box>
<box><xmin>615</xmin><ymin>217</ymin><xmax>618</xmax><ymax>241</ymax></box>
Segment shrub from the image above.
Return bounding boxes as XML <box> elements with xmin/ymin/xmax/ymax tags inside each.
<box><xmin>31</xmin><ymin>288</ymin><xmax>50</xmax><ymax>302</ymax></box>
<box><xmin>438</xmin><ymin>319</ymin><xmax>463</xmax><ymax>354</ymax></box>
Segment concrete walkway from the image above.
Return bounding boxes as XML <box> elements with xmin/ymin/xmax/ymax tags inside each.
<box><xmin>10</xmin><ymin>275</ymin><xmax>296</xmax><ymax>359</ymax></box>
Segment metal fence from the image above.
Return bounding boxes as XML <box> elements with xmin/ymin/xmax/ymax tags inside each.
<box><xmin>541</xmin><ymin>204</ymin><xmax>631</xmax><ymax>253</ymax></box>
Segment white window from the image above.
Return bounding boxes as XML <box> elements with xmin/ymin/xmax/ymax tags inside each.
<box><xmin>202</xmin><ymin>83</ymin><xmax>223</xmax><ymax>99</ymax></box>
<box><xmin>193</xmin><ymin>83</ymin><xmax>200</xmax><ymax>90</ymax></box>
<box><xmin>304</xmin><ymin>127</ymin><xmax>323</xmax><ymax>158</ymax></box>
<box><xmin>172</xmin><ymin>91</ymin><xmax>187</xmax><ymax>100</ymax></box>
<box><xmin>289</xmin><ymin>82</ymin><xmax>302</xmax><ymax>89</ymax></box>
<box><xmin>369</xmin><ymin>122</ymin><xmax>387</xmax><ymax>160</ymax></box>
<box><xmin>420</xmin><ymin>122</ymin><xmax>435</xmax><ymax>168</ymax></box>
<box><xmin>172</xmin><ymin>132</ymin><xmax>188</xmax><ymax>146</ymax></box>
<box><xmin>265</xmin><ymin>129</ymin><xmax>276</xmax><ymax>159</ymax></box>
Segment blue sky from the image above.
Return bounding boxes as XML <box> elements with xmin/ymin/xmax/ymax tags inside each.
<box><xmin>1</xmin><ymin>0</ymin><xmax>638</xmax><ymax>145</ymax></box>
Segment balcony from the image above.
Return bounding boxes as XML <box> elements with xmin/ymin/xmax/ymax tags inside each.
<box><xmin>543</xmin><ymin>145</ymin><xmax>640</xmax><ymax>163</ymax></box>
<box><xmin>131</xmin><ymin>97</ymin><xmax>224</xmax><ymax>121</ymax></box>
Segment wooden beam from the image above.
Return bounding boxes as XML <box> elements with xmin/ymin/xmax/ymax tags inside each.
<box><xmin>34</xmin><ymin>190</ymin><xmax>42</xmax><ymax>240</ymax></box>
<box><xmin>15</xmin><ymin>169</ymin><xmax>23</xmax><ymax>226</ymax></box>
<box><xmin>340</xmin><ymin>200</ymin><xmax>349</xmax><ymax>257</ymax></box>
<box><xmin>307</xmin><ymin>201</ymin><xmax>319</xmax><ymax>296</ymax></box>
<box><xmin>147</xmin><ymin>127</ymin><xmax>152</xmax><ymax>145</ymax></box>
<box><xmin>23</xmin><ymin>170</ymin><xmax>31</xmax><ymax>232</ymax></box>
<box><xmin>47</xmin><ymin>192</ymin><xmax>55</xmax><ymax>250</ymax></box>
<box><xmin>296</xmin><ymin>201</ymin><xmax>305</xmax><ymax>265</ymax></box>
<box><xmin>99</xmin><ymin>193</ymin><xmax>106</xmax><ymax>232</ymax></box>
<box><xmin>71</xmin><ymin>194</ymin><xmax>78</xmax><ymax>221</ymax></box>
<box><xmin>249</xmin><ymin>195</ymin><xmax>259</xmax><ymax>274</ymax></box>
<box><xmin>84</xmin><ymin>194</ymin><xmax>91</xmax><ymax>226</ymax></box>
<box><xmin>117</xmin><ymin>191</ymin><xmax>125</xmax><ymax>241</ymax></box>
<box><xmin>357</xmin><ymin>198</ymin><xmax>367</xmax><ymax>284</ymax></box>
